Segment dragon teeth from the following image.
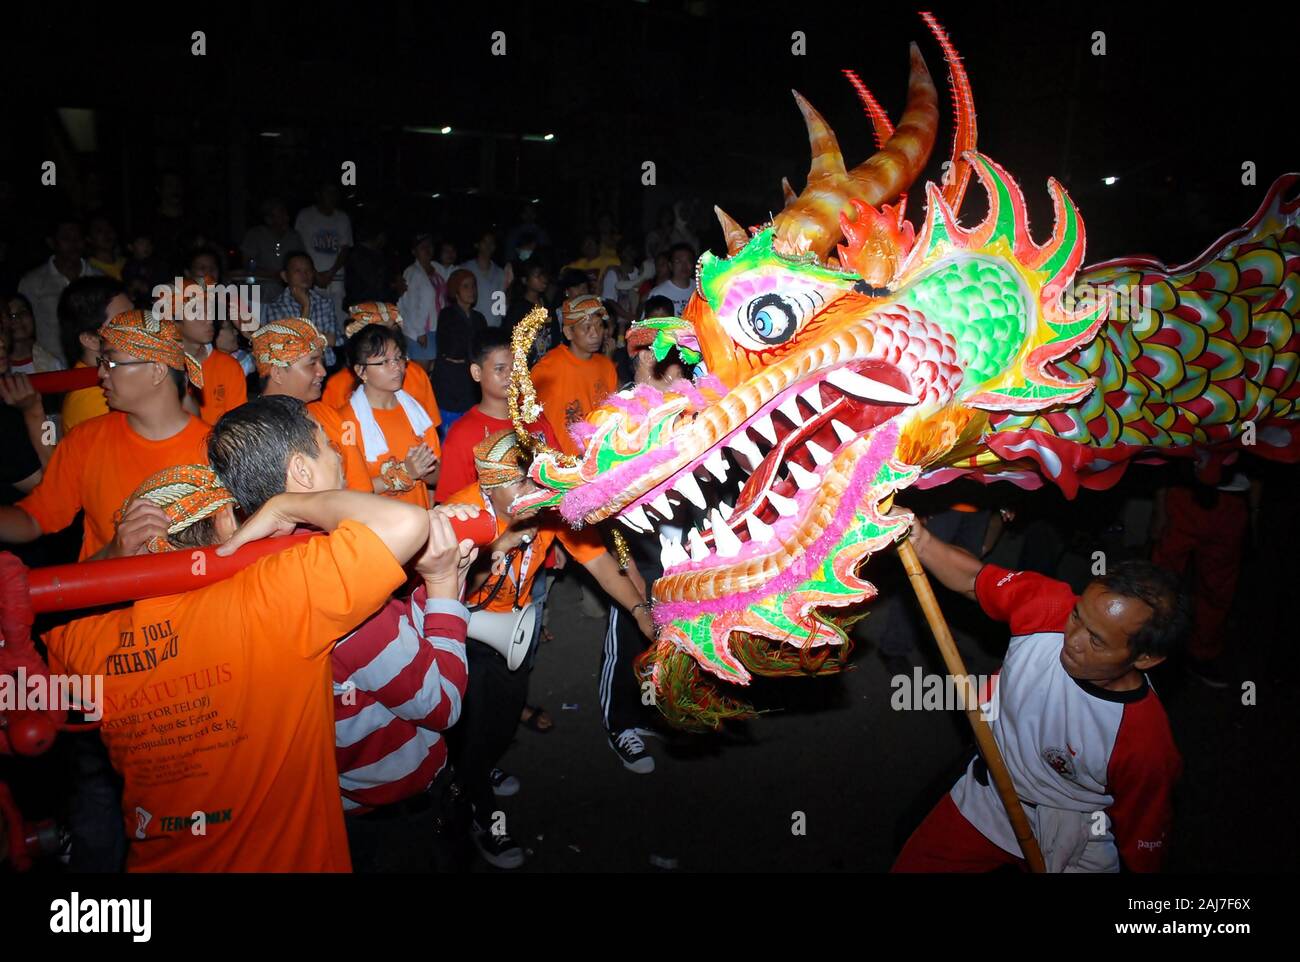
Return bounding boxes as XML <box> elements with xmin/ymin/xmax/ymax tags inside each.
<box><xmin>673</xmin><ymin>471</ymin><xmax>707</xmax><ymax>509</ymax></box>
<box><xmin>751</xmin><ymin>413</ymin><xmax>778</xmax><ymax>445</ymax></box>
<box><xmin>651</xmin><ymin>493</ymin><xmax>673</xmax><ymax>519</ymax></box>
<box><xmin>711</xmin><ymin>509</ymin><xmax>743</xmax><ymax>557</ymax></box>
<box><xmin>727</xmin><ymin>431</ymin><xmax>763</xmax><ymax>470</ymax></box>
<box><xmin>659</xmin><ymin>534</ymin><xmax>689</xmax><ymax>569</ymax></box>
<box><xmin>719</xmin><ymin>500</ymin><xmax>734</xmax><ymax>517</ymax></box>
<box><xmin>746</xmin><ymin>514</ymin><xmax>775</xmax><ymax>543</ymax></box>
<box><xmin>777</xmin><ymin>396</ymin><xmax>804</xmax><ymax>427</ymax></box>
<box><xmin>703</xmin><ymin>449</ymin><xmax>730</xmax><ymax>482</ymax></box>
<box><xmin>788</xmin><ymin>461</ymin><xmax>819</xmax><ymax>490</ymax></box>
<box><xmin>800</xmin><ymin>386</ymin><xmax>825</xmax><ymax>414</ymax></box>
<box><xmin>688</xmin><ymin>527</ymin><xmax>710</xmax><ymax>562</ymax></box>
<box><xmin>622</xmin><ymin>505</ymin><xmax>652</xmax><ymax>532</ymax></box>
<box><xmin>831</xmin><ymin>419</ymin><xmax>856</xmax><ymax>445</ymax></box>
<box><xmin>825</xmin><ymin>367</ymin><xmax>918</xmax><ymax>405</ymax></box>
<box><xmin>806</xmin><ymin>440</ymin><xmax>834</xmax><ymax>466</ymax></box>
<box><xmin>766</xmin><ymin>489</ymin><xmax>797</xmax><ymax>516</ymax></box>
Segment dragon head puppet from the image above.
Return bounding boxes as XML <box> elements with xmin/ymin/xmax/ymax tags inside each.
<box><xmin>508</xmin><ymin>16</ymin><xmax>1300</xmax><ymax>729</ymax></box>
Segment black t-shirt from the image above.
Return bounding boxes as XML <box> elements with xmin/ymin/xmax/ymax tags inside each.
<box><xmin>432</xmin><ymin>305</ymin><xmax>488</xmax><ymax>413</ymax></box>
<box><xmin>0</xmin><ymin>406</ymin><xmax>41</xmax><ymax>504</ymax></box>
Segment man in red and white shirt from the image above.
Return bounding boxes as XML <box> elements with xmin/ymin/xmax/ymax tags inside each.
<box><xmin>891</xmin><ymin>511</ymin><xmax>1189</xmax><ymax>873</ymax></box>
<box><xmin>331</xmin><ymin>537</ymin><xmax>470</xmax><ymax>815</ymax></box>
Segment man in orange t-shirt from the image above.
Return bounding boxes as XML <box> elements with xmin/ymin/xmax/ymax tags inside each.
<box><xmin>529</xmin><ymin>295</ymin><xmax>618</xmax><ymax>456</ymax></box>
<box><xmin>44</xmin><ymin>479</ymin><xmax>442</xmax><ymax>872</ymax></box>
<box><xmin>320</xmin><ymin>302</ymin><xmax>442</xmax><ymax>426</ymax></box>
<box><xmin>0</xmin><ymin>309</ymin><xmax>210</xmax><ymax>560</ymax></box>
<box><xmin>167</xmin><ymin>279</ymin><xmax>248</xmax><ymax>424</ymax></box>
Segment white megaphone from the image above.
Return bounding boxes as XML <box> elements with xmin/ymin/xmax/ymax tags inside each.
<box><xmin>467</xmin><ymin>604</ymin><xmax>538</xmax><ymax>671</ymax></box>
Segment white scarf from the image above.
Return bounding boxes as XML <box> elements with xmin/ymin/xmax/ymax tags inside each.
<box><xmin>349</xmin><ymin>385</ymin><xmax>434</xmax><ymax>462</ymax></box>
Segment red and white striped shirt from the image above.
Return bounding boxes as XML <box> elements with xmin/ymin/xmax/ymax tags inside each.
<box><xmin>331</xmin><ymin>589</ymin><xmax>469</xmax><ymax>812</ymax></box>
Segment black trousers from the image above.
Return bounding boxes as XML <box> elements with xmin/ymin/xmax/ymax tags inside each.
<box><xmin>67</xmin><ymin>731</ymin><xmax>126</xmax><ymax>872</ymax></box>
<box><xmin>599</xmin><ymin>606</ymin><xmax>657</xmax><ymax>735</ymax></box>
<box><xmin>344</xmin><ymin>768</ymin><xmax>468</xmax><ymax>872</ymax></box>
<box><xmin>447</xmin><ymin>636</ymin><xmax>534</xmax><ymax>821</ymax></box>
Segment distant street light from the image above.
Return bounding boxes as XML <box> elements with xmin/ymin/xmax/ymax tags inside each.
<box><xmin>1102</xmin><ymin>176</ymin><xmax>1119</xmax><ymax>186</ymax></box>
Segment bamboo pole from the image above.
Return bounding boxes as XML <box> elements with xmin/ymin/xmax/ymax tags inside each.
<box><xmin>896</xmin><ymin>538</ymin><xmax>1046</xmax><ymax>873</ymax></box>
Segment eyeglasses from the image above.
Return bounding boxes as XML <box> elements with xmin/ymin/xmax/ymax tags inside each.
<box><xmin>97</xmin><ymin>355</ymin><xmax>154</xmax><ymax>371</ymax></box>
<box><xmin>362</xmin><ymin>355</ymin><xmax>406</xmax><ymax>369</ymax></box>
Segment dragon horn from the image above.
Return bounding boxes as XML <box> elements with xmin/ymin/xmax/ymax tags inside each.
<box><xmin>841</xmin><ymin>68</ymin><xmax>895</xmax><ymax>148</ymax></box>
<box><xmin>781</xmin><ymin>176</ymin><xmax>797</xmax><ymax>207</ymax></box>
<box><xmin>772</xmin><ymin>43</ymin><xmax>938</xmax><ymax>260</ymax></box>
<box><xmin>920</xmin><ymin>11</ymin><xmax>977</xmax><ymax>212</ymax></box>
<box><xmin>715</xmin><ymin>206</ymin><xmax>748</xmax><ymax>256</ymax></box>
<box><xmin>791</xmin><ymin>90</ymin><xmax>847</xmax><ymax>181</ymax></box>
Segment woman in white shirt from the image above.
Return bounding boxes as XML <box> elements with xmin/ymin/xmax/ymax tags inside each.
<box><xmin>396</xmin><ymin>233</ymin><xmax>445</xmax><ymax>367</ymax></box>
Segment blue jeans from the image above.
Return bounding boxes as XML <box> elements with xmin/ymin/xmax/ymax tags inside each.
<box><xmin>407</xmin><ymin>333</ymin><xmax>437</xmax><ymax>362</ymax></box>
<box><xmin>438</xmin><ymin>408</ymin><xmax>466</xmax><ymax>441</ymax></box>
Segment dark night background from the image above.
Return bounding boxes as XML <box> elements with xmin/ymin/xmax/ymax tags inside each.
<box><xmin>1</xmin><ymin>1</ymin><xmax>1297</xmax><ymax>877</ymax></box>
<box><xmin>1</xmin><ymin>0</ymin><xmax>1294</xmax><ymax>271</ymax></box>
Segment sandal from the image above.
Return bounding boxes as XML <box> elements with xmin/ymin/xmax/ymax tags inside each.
<box><xmin>520</xmin><ymin>704</ymin><xmax>554</xmax><ymax>734</ymax></box>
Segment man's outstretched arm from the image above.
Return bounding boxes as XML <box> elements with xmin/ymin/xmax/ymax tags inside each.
<box><xmin>895</xmin><ymin>510</ymin><xmax>983</xmax><ymax>601</ymax></box>
<box><xmin>218</xmin><ymin>490</ymin><xmax>430</xmax><ymax>566</ymax></box>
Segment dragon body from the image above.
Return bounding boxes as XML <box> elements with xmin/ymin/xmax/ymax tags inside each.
<box><xmin>509</xmin><ymin>16</ymin><xmax>1300</xmax><ymax>728</ymax></box>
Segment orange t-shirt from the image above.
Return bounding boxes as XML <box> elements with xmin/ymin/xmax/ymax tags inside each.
<box><xmin>338</xmin><ymin>400</ymin><xmax>442</xmax><ymax>507</ymax></box>
<box><xmin>307</xmin><ymin>400</ymin><xmax>344</xmax><ymax>445</ymax></box>
<box><xmin>445</xmin><ymin>483</ymin><xmax>605</xmax><ymax>613</ymax></box>
<box><xmin>44</xmin><ymin>521</ymin><xmax>405</xmax><ymax>872</ymax></box>
<box><xmin>198</xmin><ymin>349</ymin><xmax>248</xmax><ymax>425</ymax></box>
<box><xmin>17</xmin><ymin>412</ymin><xmax>211</xmax><ymax>560</ymax></box>
<box><xmin>322</xmin><ymin>362</ymin><xmax>441</xmax><ymax>429</ymax></box>
<box><xmin>530</xmin><ymin>345</ymin><xmax>618</xmax><ymax>456</ymax></box>
<box><xmin>306</xmin><ymin>401</ymin><xmax>369</xmax><ymax>494</ymax></box>
<box><xmin>60</xmin><ymin>360</ymin><xmax>109</xmax><ymax>432</ymax></box>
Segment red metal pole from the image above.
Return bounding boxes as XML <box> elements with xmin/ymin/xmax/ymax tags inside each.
<box><xmin>28</xmin><ymin>368</ymin><xmax>100</xmax><ymax>395</ymax></box>
<box><xmin>27</xmin><ymin>511</ymin><xmax>497</xmax><ymax>614</ymax></box>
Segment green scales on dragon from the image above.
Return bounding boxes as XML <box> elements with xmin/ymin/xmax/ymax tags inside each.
<box><xmin>506</xmin><ymin>13</ymin><xmax>1300</xmax><ymax>728</ymax></box>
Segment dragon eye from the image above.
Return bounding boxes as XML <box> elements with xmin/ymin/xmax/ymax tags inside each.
<box><xmin>744</xmin><ymin>294</ymin><xmax>796</xmax><ymax>346</ymax></box>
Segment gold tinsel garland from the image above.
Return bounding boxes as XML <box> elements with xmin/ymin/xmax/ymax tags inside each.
<box><xmin>509</xmin><ymin>305</ymin><xmax>576</xmax><ymax>464</ymax></box>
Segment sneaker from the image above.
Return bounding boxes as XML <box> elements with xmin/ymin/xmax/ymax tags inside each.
<box><xmin>489</xmin><ymin>768</ymin><xmax>520</xmax><ymax>796</ymax></box>
<box><xmin>1185</xmin><ymin>657</ymin><xmax>1230</xmax><ymax>690</ymax></box>
<box><xmin>472</xmin><ymin>821</ymin><xmax>525</xmax><ymax>870</ymax></box>
<box><xmin>609</xmin><ymin>729</ymin><xmax>655</xmax><ymax>774</ymax></box>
